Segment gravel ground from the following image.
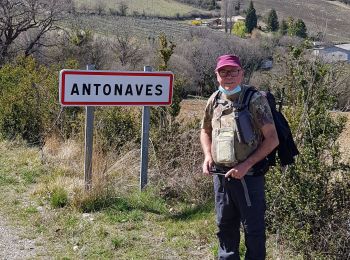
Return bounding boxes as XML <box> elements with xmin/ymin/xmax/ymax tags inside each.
<box><xmin>0</xmin><ymin>214</ymin><xmax>41</xmax><ymax>259</ymax></box>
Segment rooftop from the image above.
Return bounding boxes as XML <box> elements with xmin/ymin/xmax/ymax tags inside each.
<box><xmin>335</xmin><ymin>43</ymin><xmax>350</xmax><ymax>51</ymax></box>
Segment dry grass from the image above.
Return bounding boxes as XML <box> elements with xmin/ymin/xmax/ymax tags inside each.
<box><xmin>336</xmin><ymin>112</ymin><xmax>350</xmax><ymax>164</ymax></box>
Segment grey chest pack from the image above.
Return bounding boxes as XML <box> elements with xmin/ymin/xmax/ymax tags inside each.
<box><xmin>211</xmin><ymin>86</ymin><xmax>260</xmax><ymax>167</ymax></box>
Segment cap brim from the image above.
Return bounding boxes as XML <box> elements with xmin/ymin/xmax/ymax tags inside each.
<box><xmin>215</xmin><ymin>63</ymin><xmax>241</xmax><ymax>71</ymax></box>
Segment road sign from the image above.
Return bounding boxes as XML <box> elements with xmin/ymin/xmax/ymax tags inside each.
<box><xmin>59</xmin><ymin>70</ymin><xmax>174</xmax><ymax>106</ymax></box>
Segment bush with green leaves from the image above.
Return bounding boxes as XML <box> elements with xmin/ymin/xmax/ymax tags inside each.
<box><xmin>0</xmin><ymin>56</ymin><xmax>82</xmax><ymax>144</ymax></box>
<box><xmin>0</xmin><ymin>57</ymin><xmax>57</xmax><ymax>144</ymax></box>
<box><xmin>232</xmin><ymin>21</ymin><xmax>246</xmax><ymax>38</ymax></box>
<box><xmin>265</xmin><ymin>45</ymin><xmax>350</xmax><ymax>258</ymax></box>
<box><xmin>287</xmin><ymin>17</ymin><xmax>307</xmax><ymax>38</ymax></box>
<box><xmin>94</xmin><ymin>107</ymin><xmax>140</xmax><ymax>153</ymax></box>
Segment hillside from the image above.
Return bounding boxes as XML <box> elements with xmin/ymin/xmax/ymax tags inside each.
<box><xmin>240</xmin><ymin>0</ymin><xmax>350</xmax><ymax>42</ymax></box>
<box><xmin>69</xmin><ymin>0</ymin><xmax>350</xmax><ymax>43</ymax></box>
<box><xmin>70</xmin><ymin>14</ymin><xmax>195</xmax><ymax>39</ymax></box>
<box><xmin>73</xmin><ymin>0</ymin><xmax>210</xmax><ymax>17</ymax></box>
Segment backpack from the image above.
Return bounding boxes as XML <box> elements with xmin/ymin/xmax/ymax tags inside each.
<box><xmin>214</xmin><ymin>86</ymin><xmax>299</xmax><ymax>167</ymax></box>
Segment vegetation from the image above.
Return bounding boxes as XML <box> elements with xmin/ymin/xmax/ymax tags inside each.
<box><xmin>73</xmin><ymin>0</ymin><xmax>213</xmax><ymax>19</ymax></box>
<box><xmin>245</xmin><ymin>1</ymin><xmax>257</xmax><ymax>33</ymax></box>
<box><xmin>0</xmin><ymin>57</ymin><xmax>61</xmax><ymax>144</ymax></box>
<box><xmin>0</xmin><ymin>0</ymin><xmax>72</xmax><ymax>65</ymax></box>
<box><xmin>0</xmin><ymin>0</ymin><xmax>349</xmax><ymax>259</ymax></box>
<box><xmin>279</xmin><ymin>19</ymin><xmax>288</xmax><ymax>35</ymax></box>
<box><xmin>191</xmin><ymin>20</ymin><xmax>202</xmax><ymax>26</ymax></box>
<box><xmin>232</xmin><ymin>21</ymin><xmax>246</xmax><ymax>38</ymax></box>
<box><xmin>174</xmin><ymin>0</ymin><xmax>218</xmax><ymax>10</ymax></box>
<box><xmin>265</xmin><ymin>45</ymin><xmax>349</xmax><ymax>258</ymax></box>
<box><xmin>0</xmin><ymin>140</ymin><xmax>218</xmax><ymax>258</ymax></box>
<box><xmin>267</xmin><ymin>9</ymin><xmax>279</xmax><ymax>32</ymax></box>
<box><xmin>287</xmin><ymin>18</ymin><xmax>308</xmax><ymax>38</ymax></box>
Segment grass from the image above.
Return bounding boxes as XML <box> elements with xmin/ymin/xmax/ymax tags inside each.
<box><xmin>74</xmin><ymin>0</ymin><xmax>208</xmax><ymax>18</ymax></box>
<box><xmin>0</xmin><ymin>138</ymin><xmax>307</xmax><ymax>259</ymax></box>
<box><xmin>0</xmin><ymin>140</ymin><xmax>217</xmax><ymax>259</ymax></box>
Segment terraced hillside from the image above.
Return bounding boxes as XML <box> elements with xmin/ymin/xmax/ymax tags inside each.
<box><xmin>240</xmin><ymin>0</ymin><xmax>350</xmax><ymax>42</ymax></box>
<box><xmin>74</xmin><ymin>0</ymin><xmax>210</xmax><ymax>17</ymax></box>
<box><xmin>70</xmin><ymin>14</ymin><xmax>200</xmax><ymax>40</ymax></box>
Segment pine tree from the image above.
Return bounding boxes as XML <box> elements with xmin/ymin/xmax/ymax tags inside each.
<box><xmin>245</xmin><ymin>1</ymin><xmax>257</xmax><ymax>33</ymax></box>
<box><xmin>267</xmin><ymin>9</ymin><xmax>279</xmax><ymax>32</ymax></box>
<box><xmin>287</xmin><ymin>18</ymin><xmax>307</xmax><ymax>38</ymax></box>
<box><xmin>294</xmin><ymin>19</ymin><xmax>307</xmax><ymax>38</ymax></box>
<box><xmin>279</xmin><ymin>19</ymin><xmax>288</xmax><ymax>35</ymax></box>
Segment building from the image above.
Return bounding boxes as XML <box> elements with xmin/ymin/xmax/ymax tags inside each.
<box><xmin>313</xmin><ymin>43</ymin><xmax>350</xmax><ymax>63</ymax></box>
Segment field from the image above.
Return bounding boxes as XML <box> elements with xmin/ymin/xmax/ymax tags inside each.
<box><xmin>69</xmin><ymin>0</ymin><xmax>350</xmax><ymax>44</ymax></box>
<box><xmin>74</xmin><ymin>0</ymin><xmax>208</xmax><ymax>17</ymax></box>
<box><xmin>72</xmin><ymin>14</ymin><xmax>195</xmax><ymax>40</ymax></box>
<box><xmin>242</xmin><ymin>0</ymin><xmax>350</xmax><ymax>42</ymax></box>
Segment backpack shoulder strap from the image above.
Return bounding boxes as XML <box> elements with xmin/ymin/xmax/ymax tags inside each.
<box><xmin>213</xmin><ymin>90</ymin><xmax>230</xmax><ymax>108</ymax></box>
<box><xmin>238</xmin><ymin>86</ymin><xmax>257</xmax><ymax>111</ymax></box>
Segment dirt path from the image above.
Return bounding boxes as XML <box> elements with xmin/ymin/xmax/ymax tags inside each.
<box><xmin>0</xmin><ymin>214</ymin><xmax>41</xmax><ymax>259</ymax></box>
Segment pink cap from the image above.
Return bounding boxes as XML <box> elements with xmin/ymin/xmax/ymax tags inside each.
<box><xmin>215</xmin><ymin>55</ymin><xmax>241</xmax><ymax>71</ymax></box>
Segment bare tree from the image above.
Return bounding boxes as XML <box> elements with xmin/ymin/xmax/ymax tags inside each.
<box><xmin>220</xmin><ymin>0</ymin><xmax>235</xmax><ymax>33</ymax></box>
<box><xmin>0</xmin><ymin>0</ymin><xmax>72</xmax><ymax>65</ymax></box>
<box><xmin>118</xmin><ymin>1</ymin><xmax>128</xmax><ymax>16</ymax></box>
<box><xmin>110</xmin><ymin>26</ymin><xmax>143</xmax><ymax>69</ymax></box>
<box><xmin>95</xmin><ymin>0</ymin><xmax>106</xmax><ymax>15</ymax></box>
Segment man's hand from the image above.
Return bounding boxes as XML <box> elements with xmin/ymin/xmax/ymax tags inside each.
<box><xmin>202</xmin><ymin>156</ymin><xmax>214</xmax><ymax>176</ymax></box>
<box><xmin>224</xmin><ymin>161</ymin><xmax>250</xmax><ymax>179</ymax></box>
<box><xmin>200</xmin><ymin>128</ymin><xmax>213</xmax><ymax>176</ymax></box>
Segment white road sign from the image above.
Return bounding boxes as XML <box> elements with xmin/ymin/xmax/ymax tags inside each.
<box><xmin>59</xmin><ymin>70</ymin><xmax>174</xmax><ymax>106</ymax></box>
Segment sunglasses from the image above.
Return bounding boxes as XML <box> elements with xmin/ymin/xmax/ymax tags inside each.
<box><xmin>218</xmin><ymin>69</ymin><xmax>241</xmax><ymax>77</ymax></box>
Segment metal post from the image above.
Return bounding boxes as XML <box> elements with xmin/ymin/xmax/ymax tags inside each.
<box><xmin>84</xmin><ymin>64</ymin><xmax>95</xmax><ymax>191</ymax></box>
<box><xmin>140</xmin><ymin>66</ymin><xmax>152</xmax><ymax>190</ymax></box>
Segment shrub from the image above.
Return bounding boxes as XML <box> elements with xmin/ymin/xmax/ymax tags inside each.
<box><xmin>0</xmin><ymin>56</ymin><xmax>82</xmax><ymax>144</ymax></box>
<box><xmin>265</xmin><ymin>45</ymin><xmax>350</xmax><ymax>258</ymax></box>
<box><xmin>149</xmin><ymin>123</ymin><xmax>213</xmax><ymax>204</ymax></box>
<box><xmin>287</xmin><ymin>17</ymin><xmax>307</xmax><ymax>38</ymax></box>
<box><xmin>191</xmin><ymin>20</ymin><xmax>202</xmax><ymax>26</ymax></box>
<box><xmin>0</xmin><ymin>57</ymin><xmax>58</xmax><ymax>144</ymax></box>
<box><xmin>94</xmin><ymin>107</ymin><xmax>140</xmax><ymax>153</ymax></box>
<box><xmin>50</xmin><ymin>186</ymin><xmax>68</xmax><ymax>208</ymax></box>
<box><xmin>232</xmin><ymin>21</ymin><xmax>246</xmax><ymax>38</ymax></box>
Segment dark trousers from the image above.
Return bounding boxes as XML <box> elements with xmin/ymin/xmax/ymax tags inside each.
<box><xmin>214</xmin><ymin>175</ymin><xmax>266</xmax><ymax>260</ymax></box>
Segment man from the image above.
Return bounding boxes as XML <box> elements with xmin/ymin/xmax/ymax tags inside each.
<box><xmin>200</xmin><ymin>54</ymin><xmax>279</xmax><ymax>260</ymax></box>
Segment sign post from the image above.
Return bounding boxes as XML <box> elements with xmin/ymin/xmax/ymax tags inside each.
<box><xmin>84</xmin><ymin>65</ymin><xmax>95</xmax><ymax>191</ymax></box>
<box><xmin>140</xmin><ymin>66</ymin><xmax>152</xmax><ymax>190</ymax></box>
<box><xmin>59</xmin><ymin>68</ymin><xmax>173</xmax><ymax>191</ymax></box>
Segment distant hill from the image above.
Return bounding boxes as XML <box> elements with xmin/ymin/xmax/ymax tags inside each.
<box><xmin>239</xmin><ymin>0</ymin><xmax>350</xmax><ymax>42</ymax></box>
<box><xmin>72</xmin><ymin>0</ymin><xmax>350</xmax><ymax>42</ymax></box>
